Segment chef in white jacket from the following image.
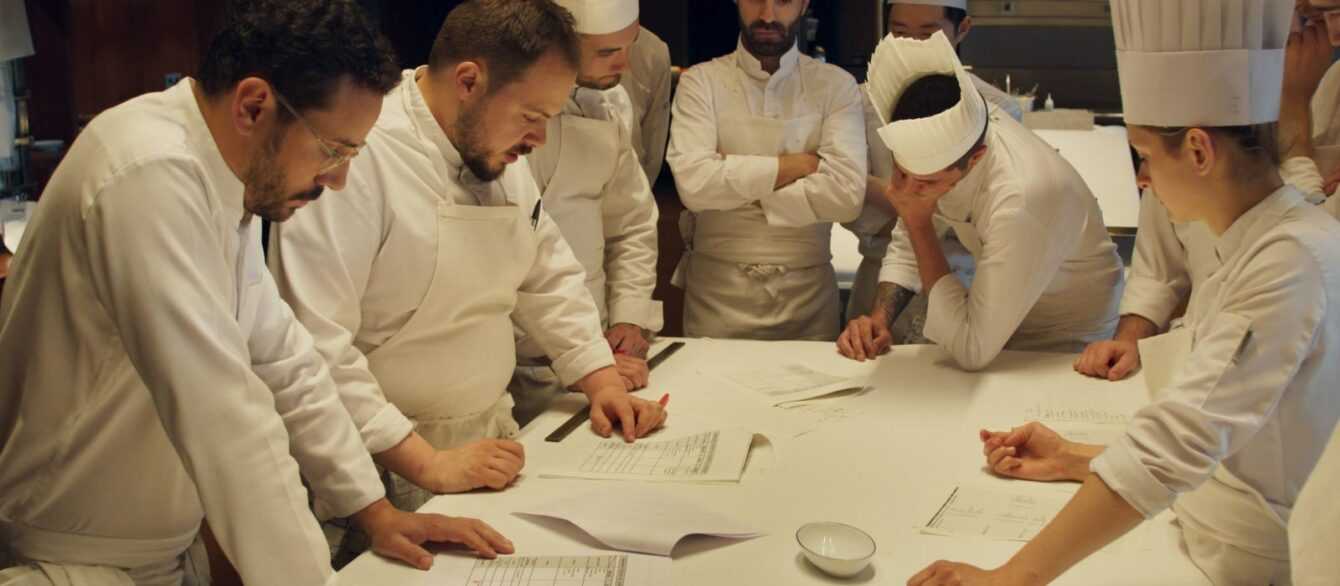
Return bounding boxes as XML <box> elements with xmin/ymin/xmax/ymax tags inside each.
<box><xmin>270</xmin><ymin>0</ymin><xmax>667</xmax><ymax>514</ymax></box>
<box><xmin>1075</xmin><ymin>13</ymin><xmax>1340</xmax><ymax>382</ymax></box>
<box><xmin>0</xmin><ymin>3</ymin><xmax>511</xmax><ymax>585</ymax></box>
<box><xmin>919</xmin><ymin>3</ymin><xmax>1340</xmax><ymax>584</ymax></box>
<box><xmin>620</xmin><ymin>25</ymin><xmax>673</xmax><ymax>185</ymax></box>
<box><xmin>512</xmin><ymin>0</ymin><xmax>663</xmax><ymax>422</ymax></box>
<box><xmin>667</xmin><ymin>0</ymin><xmax>867</xmax><ymax>341</ymax></box>
<box><xmin>844</xmin><ymin>0</ymin><xmax>1024</xmax><ymax>320</ymax></box>
<box><xmin>838</xmin><ymin>32</ymin><xmax>1124</xmax><ymax>371</ymax></box>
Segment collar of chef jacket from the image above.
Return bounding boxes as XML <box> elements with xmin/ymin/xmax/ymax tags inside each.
<box><xmin>733</xmin><ymin>39</ymin><xmax>802</xmax><ymax>84</ymax></box>
<box><xmin>177</xmin><ymin>78</ymin><xmax>248</xmax><ymax>230</ymax></box>
<box><xmin>1214</xmin><ymin>186</ymin><xmax>1307</xmax><ymax>265</ymax></box>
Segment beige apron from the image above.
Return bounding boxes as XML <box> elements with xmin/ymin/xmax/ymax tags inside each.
<box><xmin>0</xmin><ymin>528</ymin><xmax>210</xmax><ymax>586</ymax></box>
<box><xmin>1173</xmin><ymin>468</ymin><xmax>1293</xmax><ymax>586</ymax></box>
<box><xmin>364</xmin><ymin>137</ymin><xmax>535</xmax><ymax>508</ymax></box>
<box><xmin>678</xmin><ymin>113</ymin><xmax>839</xmax><ymax>341</ymax></box>
<box><xmin>511</xmin><ymin>101</ymin><xmax>623</xmax><ymax>425</ymax></box>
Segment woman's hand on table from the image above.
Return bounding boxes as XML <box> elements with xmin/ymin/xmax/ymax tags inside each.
<box><xmin>907</xmin><ymin>560</ymin><xmax>1035</xmax><ymax>586</ymax></box>
<box><xmin>979</xmin><ymin>423</ymin><xmax>1103</xmax><ymax>482</ymax></box>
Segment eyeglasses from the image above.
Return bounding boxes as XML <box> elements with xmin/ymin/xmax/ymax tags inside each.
<box><xmin>272</xmin><ymin>89</ymin><xmax>362</xmax><ymax>174</ymax></box>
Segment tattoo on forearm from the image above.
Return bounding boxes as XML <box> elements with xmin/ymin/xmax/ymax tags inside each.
<box><xmin>875</xmin><ymin>282</ymin><xmax>916</xmax><ymax>327</ymax></box>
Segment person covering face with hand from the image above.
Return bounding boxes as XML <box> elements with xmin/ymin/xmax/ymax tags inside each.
<box><xmin>913</xmin><ymin>2</ymin><xmax>1340</xmax><ymax>584</ymax></box>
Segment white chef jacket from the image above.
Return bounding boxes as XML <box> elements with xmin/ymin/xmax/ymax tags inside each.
<box><xmin>1092</xmin><ymin>186</ymin><xmax>1340</xmax><ymax>569</ymax></box>
<box><xmin>1290</xmin><ymin>422</ymin><xmax>1340</xmax><ymax>586</ymax></box>
<box><xmin>878</xmin><ymin>114</ymin><xmax>1125</xmax><ymax>370</ymax></box>
<box><xmin>667</xmin><ymin>42</ymin><xmax>865</xmax><ymax>231</ymax></box>
<box><xmin>1269</xmin><ymin>60</ymin><xmax>1340</xmax><ymax>210</ymax></box>
<box><xmin>619</xmin><ymin>26</ymin><xmax>673</xmax><ymax>185</ymax></box>
<box><xmin>523</xmin><ymin>85</ymin><xmax>661</xmax><ymax>337</ymax></box>
<box><xmin>270</xmin><ymin>69</ymin><xmax>614</xmax><ymax>455</ymax></box>
<box><xmin>0</xmin><ymin>80</ymin><xmax>381</xmax><ymax>585</ymax></box>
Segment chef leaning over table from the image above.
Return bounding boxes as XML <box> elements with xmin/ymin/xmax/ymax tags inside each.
<box><xmin>269</xmin><ymin>0</ymin><xmax>667</xmax><ymax>515</ymax></box>
<box><xmin>843</xmin><ymin>0</ymin><xmax>1025</xmax><ymax>322</ymax></box>
<box><xmin>913</xmin><ymin>1</ymin><xmax>1340</xmax><ymax>584</ymax></box>
<box><xmin>666</xmin><ymin>0</ymin><xmax>868</xmax><ymax>342</ymax></box>
<box><xmin>1075</xmin><ymin>6</ymin><xmax>1340</xmax><ymax>382</ymax></box>
<box><xmin>511</xmin><ymin>0</ymin><xmax>663</xmax><ymax>424</ymax></box>
<box><xmin>0</xmin><ymin>1</ymin><xmax>513</xmax><ymax>584</ymax></box>
<box><xmin>837</xmin><ymin>31</ymin><xmax>1124</xmax><ymax>371</ymax></box>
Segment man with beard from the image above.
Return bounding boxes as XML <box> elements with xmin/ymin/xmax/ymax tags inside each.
<box><xmin>509</xmin><ymin>0</ymin><xmax>662</xmax><ymax>424</ymax></box>
<box><xmin>666</xmin><ymin>0</ymin><xmax>867</xmax><ymax>340</ymax></box>
<box><xmin>0</xmin><ymin>1</ymin><xmax>513</xmax><ymax>585</ymax></box>
<box><xmin>269</xmin><ymin>0</ymin><xmax>668</xmax><ymax>520</ymax></box>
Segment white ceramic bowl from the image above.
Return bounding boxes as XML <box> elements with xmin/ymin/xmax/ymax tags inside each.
<box><xmin>796</xmin><ymin>522</ymin><xmax>876</xmax><ymax>578</ymax></box>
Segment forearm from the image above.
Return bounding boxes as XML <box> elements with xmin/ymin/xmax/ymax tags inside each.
<box><xmin>576</xmin><ymin>365</ymin><xmax>626</xmax><ymax>399</ymax></box>
<box><xmin>872</xmin><ymin>281</ymin><xmax>917</xmax><ymax>327</ymax></box>
<box><xmin>999</xmin><ymin>474</ymin><xmax>1145</xmax><ymax>584</ymax></box>
<box><xmin>372</xmin><ymin>432</ymin><xmax>437</xmax><ymax>489</ymax></box>
<box><xmin>1061</xmin><ymin>443</ymin><xmax>1106</xmax><ymax>481</ymax></box>
<box><xmin>1112</xmin><ymin>314</ymin><xmax>1160</xmax><ymax>344</ymax></box>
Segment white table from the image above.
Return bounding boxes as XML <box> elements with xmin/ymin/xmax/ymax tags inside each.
<box><xmin>337</xmin><ymin>339</ymin><xmax>1209</xmax><ymax>585</ymax></box>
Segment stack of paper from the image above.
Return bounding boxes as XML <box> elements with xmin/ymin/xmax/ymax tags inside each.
<box><xmin>714</xmin><ymin>363</ymin><xmax>867</xmax><ymax>406</ymax></box>
<box><xmin>426</xmin><ymin>554</ymin><xmax>668</xmax><ymax>586</ymax></box>
<box><xmin>517</xmin><ymin>489</ymin><xmax>763</xmax><ymax>556</ymax></box>
<box><xmin>538</xmin><ymin>430</ymin><xmax>760</xmax><ymax>483</ymax></box>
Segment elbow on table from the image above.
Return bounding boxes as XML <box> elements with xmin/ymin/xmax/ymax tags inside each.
<box><xmin>945</xmin><ymin>340</ymin><xmax>1005</xmax><ymax>372</ymax></box>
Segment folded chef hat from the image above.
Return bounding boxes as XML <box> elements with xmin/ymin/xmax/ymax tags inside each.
<box><xmin>885</xmin><ymin>0</ymin><xmax>968</xmax><ymax>10</ymax></box>
<box><xmin>866</xmin><ymin>30</ymin><xmax>988</xmax><ymax>175</ymax></box>
<box><xmin>1111</xmin><ymin>0</ymin><xmax>1294</xmax><ymax>127</ymax></box>
<box><xmin>553</xmin><ymin>0</ymin><xmax>638</xmax><ymax>35</ymax></box>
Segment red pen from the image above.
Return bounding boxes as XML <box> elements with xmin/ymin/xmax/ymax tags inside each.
<box><xmin>658</xmin><ymin>393</ymin><xmax>670</xmax><ymax>407</ymax></box>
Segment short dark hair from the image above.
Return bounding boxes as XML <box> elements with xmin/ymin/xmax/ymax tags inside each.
<box><xmin>891</xmin><ymin>73</ymin><xmax>987</xmax><ymax>171</ymax></box>
<box><xmin>1153</xmin><ymin>124</ymin><xmax>1281</xmax><ymax>181</ymax></box>
<box><xmin>427</xmin><ymin>0</ymin><xmax>581</xmax><ymax>92</ymax></box>
<box><xmin>945</xmin><ymin>7</ymin><xmax>968</xmax><ymax>30</ymax></box>
<box><xmin>198</xmin><ymin>0</ymin><xmax>399</xmax><ymax>116</ymax></box>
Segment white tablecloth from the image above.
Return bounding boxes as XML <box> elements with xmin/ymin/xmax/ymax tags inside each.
<box><xmin>336</xmin><ymin>339</ymin><xmax>1209</xmax><ymax>585</ymax></box>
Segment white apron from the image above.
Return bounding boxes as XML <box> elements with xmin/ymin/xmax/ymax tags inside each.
<box><xmin>677</xmin><ymin>113</ymin><xmax>839</xmax><ymax>341</ymax></box>
<box><xmin>0</xmin><ymin>532</ymin><xmax>210</xmax><ymax>586</ymax></box>
<box><xmin>511</xmin><ymin>106</ymin><xmax>623</xmax><ymax>425</ymax></box>
<box><xmin>1144</xmin><ymin>329</ymin><xmax>1292</xmax><ymax>586</ymax></box>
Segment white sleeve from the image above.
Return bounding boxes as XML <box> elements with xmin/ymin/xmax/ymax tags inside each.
<box><xmin>639</xmin><ymin>49</ymin><xmax>672</xmax><ymax>185</ymax></box>
<box><xmin>877</xmin><ymin>218</ymin><xmax>923</xmax><ymax>293</ymax></box>
<box><xmin>514</xmin><ymin>185</ymin><xmax>617</xmax><ymax>385</ymax></box>
<box><xmin>922</xmin><ymin>203</ymin><xmax>1080</xmax><ymax>371</ymax></box>
<box><xmin>666</xmin><ymin>66</ymin><xmax>780</xmax><ymax>213</ymax></box>
<box><xmin>1092</xmin><ymin>239</ymin><xmax>1325</xmax><ymax>518</ymax></box>
<box><xmin>82</xmin><ymin>159</ymin><xmax>354</xmax><ymax>586</ymax></box>
<box><xmin>759</xmin><ymin>75</ymin><xmax>868</xmax><ymax>227</ymax></box>
<box><xmin>602</xmin><ymin>132</ymin><xmax>663</xmax><ymax>331</ymax></box>
<box><xmin>269</xmin><ymin>165</ymin><xmax>416</xmax><ymax>456</ymax></box>
<box><xmin>1281</xmin><ymin>156</ymin><xmax>1326</xmax><ymax>202</ymax></box>
<box><xmin>1119</xmin><ymin>192</ymin><xmax>1191</xmax><ymax>330</ymax></box>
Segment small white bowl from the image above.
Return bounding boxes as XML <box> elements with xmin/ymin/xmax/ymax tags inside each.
<box><xmin>796</xmin><ymin>521</ymin><xmax>876</xmax><ymax>578</ymax></box>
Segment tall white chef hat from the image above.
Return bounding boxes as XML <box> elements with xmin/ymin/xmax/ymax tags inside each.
<box><xmin>866</xmin><ymin>30</ymin><xmax>988</xmax><ymax>175</ymax></box>
<box><xmin>553</xmin><ymin>0</ymin><xmax>639</xmax><ymax>35</ymax></box>
<box><xmin>1111</xmin><ymin>0</ymin><xmax>1294</xmax><ymax>127</ymax></box>
<box><xmin>885</xmin><ymin>0</ymin><xmax>968</xmax><ymax>10</ymax></box>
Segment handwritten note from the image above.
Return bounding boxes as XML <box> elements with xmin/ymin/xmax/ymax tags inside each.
<box><xmin>921</xmin><ymin>485</ymin><xmax>1071</xmax><ymax>542</ymax></box>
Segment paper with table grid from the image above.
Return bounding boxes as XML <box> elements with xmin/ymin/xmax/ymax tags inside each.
<box><xmin>538</xmin><ymin>430</ymin><xmax>757</xmax><ymax>483</ymax></box>
<box><xmin>426</xmin><ymin>554</ymin><xmax>668</xmax><ymax>586</ymax></box>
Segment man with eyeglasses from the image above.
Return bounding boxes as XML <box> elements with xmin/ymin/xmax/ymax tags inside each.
<box><xmin>0</xmin><ymin>1</ymin><xmax>512</xmax><ymax>584</ymax></box>
<box><xmin>269</xmin><ymin>0</ymin><xmax>667</xmax><ymax>522</ymax></box>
